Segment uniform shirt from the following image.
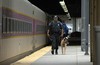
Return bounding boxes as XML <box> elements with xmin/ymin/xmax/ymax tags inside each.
<box><xmin>48</xmin><ymin>21</ymin><xmax>62</xmax><ymax>35</ymax></box>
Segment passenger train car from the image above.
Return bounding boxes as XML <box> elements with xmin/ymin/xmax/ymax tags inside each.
<box><xmin>0</xmin><ymin>0</ymin><xmax>47</xmax><ymax>64</ymax></box>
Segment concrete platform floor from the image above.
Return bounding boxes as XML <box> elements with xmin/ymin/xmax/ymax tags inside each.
<box><xmin>11</xmin><ymin>46</ymin><xmax>93</xmax><ymax>65</ymax></box>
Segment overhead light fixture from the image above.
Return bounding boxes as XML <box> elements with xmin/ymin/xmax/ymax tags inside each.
<box><xmin>66</xmin><ymin>13</ymin><xmax>71</xmax><ymax>19</ymax></box>
<box><xmin>59</xmin><ymin>0</ymin><xmax>68</xmax><ymax>13</ymax></box>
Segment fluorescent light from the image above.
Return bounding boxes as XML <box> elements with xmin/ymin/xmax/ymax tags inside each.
<box><xmin>59</xmin><ymin>1</ymin><xmax>68</xmax><ymax>12</ymax></box>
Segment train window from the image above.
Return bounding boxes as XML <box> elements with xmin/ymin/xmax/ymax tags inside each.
<box><xmin>28</xmin><ymin>23</ymin><xmax>30</xmax><ymax>32</ymax></box>
<box><xmin>12</xmin><ymin>19</ymin><xmax>14</xmax><ymax>33</ymax></box>
<box><xmin>29</xmin><ymin>23</ymin><xmax>32</xmax><ymax>32</ymax></box>
<box><xmin>9</xmin><ymin>18</ymin><xmax>11</xmax><ymax>33</ymax></box>
<box><xmin>5</xmin><ymin>17</ymin><xmax>7</xmax><ymax>33</ymax></box>
<box><xmin>17</xmin><ymin>20</ymin><xmax>19</xmax><ymax>33</ymax></box>
<box><xmin>2</xmin><ymin>16</ymin><xmax>6</xmax><ymax>33</ymax></box>
<box><xmin>10</xmin><ymin>19</ymin><xmax>12</xmax><ymax>33</ymax></box>
<box><xmin>21</xmin><ymin>22</ymin><xmax>25</xmax><ymax>33</ymax></box>
<box><xmin>26</xmin><ymin>23</ymin><xmax>28</xmax><ymax>32</ymax></box>
<box><xmin>21</xmin><ymin>21</ymin><xmax>24</xmax><ymax>33</ymax></box>
<box><xmin>23</xmin><ymin>22</ymin><xmax>25</xmax><ymax>32</ymax></box>
<box><xmin>30</xmin><ymin>23</ymin><xmax>32</xmax><ymax>32</ymax></box>
<box><xmin>26</xmin><ymin>23</ymin><xmax>28</xmax><ymax>33</ymax></box>
<box><xmin>2</xmin><ymin>18</ymin><xmax>33</xmax><ymax>34</ymax></box>
<box><xmin>16</xmin><ymin>20</ymin><xmax>18</xmax><ymax>33</ymax></box>
<box><xmin>27</xmin><ymin>23</ymin><xmax>29</xmax><ymax>32</ymax></box>
<box><xmin>7</xmin><ymin>18</ymin><xmax>10</xmax><ymax>33</ymax></box>
<box><xmin>20</xmin><ymin>21</ymin><xmax>22</xmax><ymax>33</ymax></box>
<box><xmin>13</xmin><ymin>20</ymin><xmax>15</xmax><ymax>33</ymax></box>
<box><xmin>18</xmin><ymin>21</ymin><xmax>21</xmax><ymax>33</ymax></box>
<box><xmin>15</xmin><ymin>20</ymin><xmax>17</xmax><ymax>33</ymax></box>
<box><xmin>23</xmin><ymin>22</ymin><xmax>26</xmax><ymax>32</ymax></box>
<box><xmin>25</xmin><ymin>22</ymin><xmax>27</xmax><ymax>32</ymax></box>
<box><xmin>21</xmin><ymin>21</ymin><xmax>23</xmax><ymax>33</ymax></box>
<box><xmin>18</xmin><ymin>20</ymin><xmax>20</xmax><ymax>33</ymax></box>
<box><xmin>10</xmin><ymin>19</ymin><xmax>13</xmax><ymax>33</ymax></box>
<box><xmin>1</xmin><ymin>16</ymin><xmax>3</xmax><ymax>33</ymax></box>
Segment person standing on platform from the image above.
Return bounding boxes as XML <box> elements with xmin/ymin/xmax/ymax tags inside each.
<box><xmin>47</xmin><ymin>15</ymin><xmax>63</xmax><ymax>55</ymax></box>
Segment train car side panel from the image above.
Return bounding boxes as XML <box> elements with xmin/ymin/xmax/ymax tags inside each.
<box><xmin>0</xmin><ymin>0</ymin><xmax>47</xmax><ymax>63</ymax></box>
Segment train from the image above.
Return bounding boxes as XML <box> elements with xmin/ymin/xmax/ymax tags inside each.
<box><xmin>0</xmin><ymin>0</ymin><xmax>48</xmax><ymax>64</ymax></box>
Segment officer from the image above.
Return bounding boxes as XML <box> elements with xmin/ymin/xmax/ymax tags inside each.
<box><xmin>47</xmin><ymin>15</ymin><xmax>63</xmax><ymax>55</ymax></box>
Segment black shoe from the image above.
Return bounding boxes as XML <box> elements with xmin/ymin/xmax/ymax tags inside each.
<box><xmin>51</xmin><ymin>50</ymin><xmax>54</xmax><ymax>55</ymax></box>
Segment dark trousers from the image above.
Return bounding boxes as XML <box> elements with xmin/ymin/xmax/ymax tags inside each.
<box><xmin>51</xmin><ymin>34</ymin><xmax>60</xmax><ymax>50</ymax></box>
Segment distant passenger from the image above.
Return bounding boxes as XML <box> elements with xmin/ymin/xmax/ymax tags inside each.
<box><xmin>47</xmin><ymin>15</ymin><xmax>63</xmax><ymax>55</ymax></box>
<box><xmin>61</xmin><ymin>21</ymin><xmax>69</xmax><ymax>38</ymax></box>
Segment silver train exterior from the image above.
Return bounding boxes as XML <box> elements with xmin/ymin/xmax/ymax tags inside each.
<box><xmin>0</xmin><ymin>0</ymin><xmax>47</xmax><ymax>64</ymax></box>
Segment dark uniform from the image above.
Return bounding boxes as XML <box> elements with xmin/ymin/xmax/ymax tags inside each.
<box><xmin>48</xmin><ymin>21</ymin><xmax>63</xmax><ymax>54</ymax></box>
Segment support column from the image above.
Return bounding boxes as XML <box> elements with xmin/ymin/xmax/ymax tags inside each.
<box><xmin>94</xmin><ymin>0</ymin><xmax>100</xmax><ymax>65</ymax></box>
<box><xmin>81</xmin><ymin>0</ymin><xmax>89</xmax><ymax>55</ymax></box>
<box><xmin>84</xmin><ymin>0</ymin><xmax>89</xmax><ymax>55</ymax></box>
<box><xmin>95</xmin><ymin>26</ymin><xmax>100</xmax><ymax>65</ymax></box>
<box><xmin>81</xmin><ymin>0</ymin><xmax>85</xmax><ymax>52</ymax></box>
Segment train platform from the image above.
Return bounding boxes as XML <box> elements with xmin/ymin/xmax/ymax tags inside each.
<box><xmin>11</xmin><ymin>46</ymin><xmax>93</xmax><ymax>65</ymax></box>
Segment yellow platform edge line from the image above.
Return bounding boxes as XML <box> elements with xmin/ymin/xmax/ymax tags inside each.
<box><xmin>11</xmin><ymin>46</ymin><xmax>51</xmax><ymax>65</ymax></box>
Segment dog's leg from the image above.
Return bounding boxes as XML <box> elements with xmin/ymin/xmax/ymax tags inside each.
<box><xmin>61</xmin><ymin>45</ymin><xmax>63</xmax><ymax>54</ymax></box>
<box><xmin>64</xmin><ymin>44</ymin><xmax>67</xmax><ymax>54</ymax></box>
<box><xmin>61</xmin><ymin>40</ymin><xmax>64</xmax><ymax>54</ymax></box>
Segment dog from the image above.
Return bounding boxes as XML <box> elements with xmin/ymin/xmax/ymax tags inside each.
<box><xmin>60</xmin><ymin>37</ymin><xmax>69</xmax><ymax>54</ymax></box>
